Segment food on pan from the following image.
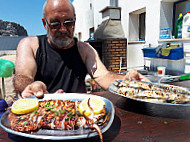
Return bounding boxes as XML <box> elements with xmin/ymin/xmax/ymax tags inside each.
<box><xmin>8</xmin><ymin>98</ymin><xmax>107</xmax><ymax>142</ymax></box>
<box><xmin>116</xmin><ymin>80</ymin><xmax>190</xmax><ymax>104</ymax></box>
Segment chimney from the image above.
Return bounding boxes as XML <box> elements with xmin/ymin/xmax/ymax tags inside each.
<box><xmin>88</xmin><ymin>6</ymin><xmax>127</xmax><ymax>73</ymax></box>
<box><xmin>94</xmin><ymin>6</ymin><xmax>125</xmax><ymax>40</ymax></box>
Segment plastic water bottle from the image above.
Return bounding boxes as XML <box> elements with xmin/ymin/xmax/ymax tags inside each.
<box><xmin>160</xmin><ymin>28</ymin><xmax>164</xmax><ymax>39</ymax></box>
<box><xmin>163</xmin><ymin>28</ymin><xmax>167</xmax><ymax>39</ymax></box>
<box><xmin>160</xmin><ymin>28</ymin><xmax>166</xmax><ymax>39</ymax></box>
<box><xmin>178</xmin><ymin>25</ymin><xmax>182</xmax><ymax>38</ymax></box>
<box><xmin>182</xmin><ymin>12</ymin><xmax>190</xmax><ymax>38</ymax></box>
<box><xmin>165</xmin><ymin>28</ymin><xmax>170</xmax><ymax>39</ymax></box>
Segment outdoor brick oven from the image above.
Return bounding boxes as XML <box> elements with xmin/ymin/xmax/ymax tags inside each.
<box><xmin>102</xmin><ymin>38</ymin><xmax>126</xmax><ymax>72</ymax></box>
<box><xmin>88</xmin><ymin>6</ymin><xmax>127</xmax><ymax>73</ymax></box>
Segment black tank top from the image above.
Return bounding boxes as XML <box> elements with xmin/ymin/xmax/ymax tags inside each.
<box><xmin>35</xmin><ymin>35</ymin><xmax>87</xmax><ymax>93</ymax></box>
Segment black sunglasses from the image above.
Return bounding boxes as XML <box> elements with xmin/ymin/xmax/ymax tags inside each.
<box><xmin>45</xmin><ymin>18</ymin><xmax>75</xmax><ymax>29</ymax></box>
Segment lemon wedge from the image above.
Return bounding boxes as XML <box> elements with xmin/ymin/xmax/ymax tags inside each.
<box><xmin>11</xmin><ymin>99</ymin><xmax>39</xmax><ymax>115</ymax></box>
<box><xmin>78</xmin><ymin>98</ymin><xmax>105</xmax><ymax>116</ymax></box>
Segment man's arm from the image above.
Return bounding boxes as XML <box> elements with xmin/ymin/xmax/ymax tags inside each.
<box><xmin>13</xmin><ymin>74</ymin><xmax>34</xmax><ymax>94</ymax></box>
<box><xmin>78</xmin><ymin>41</ymin><xmax>125</xmax><ymax>90</ymax></box>
<box><xmin>78</xmin><ymin>41</ymin><xmax>149</xmax><ymax>90</ymax></box>
<box><xmin>14</xmin><ymin>37</ymin><xmax>39</xmax><ymax>94</ymax></box>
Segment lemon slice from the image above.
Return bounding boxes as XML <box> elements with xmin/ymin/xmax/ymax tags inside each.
<box><xmin>78</xmin><ymin>98</ymin><xmax>105</xmax><ymax>116</ymax></box>
<box><xmin>11</xmin><ymin>99</ymin><xmax>39</xmax><ymax>115</ymax></box>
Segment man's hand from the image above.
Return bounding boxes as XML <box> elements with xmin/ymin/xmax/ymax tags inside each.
<box><xmin>55</xmin><ymin>89</ymin><xmax>64</xmax><ymax>93</ymax></box>
<box><xmin>21</xmin><ymin>81</ymin><xmax>65</xmax><ymax>98</ymax></box>
<box><xmin>21</xmin><ymin>81</ymin><xmax>48</xmax><ymax>98</ymax></box>
<box><xmin>124</xmin><ymin>69</ymin><xmax>150</xmax><ymax>82</ymax></box>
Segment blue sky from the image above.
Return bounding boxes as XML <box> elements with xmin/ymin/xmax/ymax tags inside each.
<box><xmin>0</xmin><ymin>0</ymin><xmax>74</xmax><ymax>36</ymax></box>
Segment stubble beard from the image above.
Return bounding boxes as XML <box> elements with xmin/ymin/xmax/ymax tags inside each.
<box><xmin>47</xmin><ymin>28</ymin><xmax>73</xmax><ymax>49</ymax></box>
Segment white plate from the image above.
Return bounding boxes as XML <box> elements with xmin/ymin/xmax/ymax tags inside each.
<box><xmin>0</xmin><ymin>93</ymin><xmax>115</xmax><ymax>140</ymax></box>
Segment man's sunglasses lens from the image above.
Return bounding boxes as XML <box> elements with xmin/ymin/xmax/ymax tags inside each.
<box><xmin>50</xmin><ymin>21</ymin><xmax>75</xmax><ymax>29</ymax></box>
<box><xmin>64</xmin><ymin>21</ymin><xmax>75</xmax><ymax>28</ymax></box>
<box><xmin>50</xmin><ymin>23</ymin><xmax>61</xmax><ymax>29</ymax></box>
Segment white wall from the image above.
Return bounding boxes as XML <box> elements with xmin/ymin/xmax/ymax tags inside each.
<box><xmin>73</xmin><ymin>0</ymin><xmax>94</xmax><ymax>41</ymax></box>
<box><xmin>119</xmin><ymin>0</ymin><xmax>162</xmax><ymax>45</ymax></box>
<box><xmin>146</xmin><ymin>0</ymin><xmax>161</xmax><ymax>46</ymax></box>
<box><xmin>92</xmin><ymin>0</ymin><xmax>110</xmax><ymax>29</ymax></box>
<box><xmin>73</xmin><ymin>0</ymin><xmax>109</xmax><ymax>41</ymax></box>
<box><xmin>73</xmin><ymin>0</ymin><xmax>187</xmax><ymax>71</ymax></box>
<box><xmin>118</xmin><ymin>0</ymin><xmax>162</xmax><ymax>67</ymax></box>
<box><xmin>119</xmin><ymin>0</ymin><xmax>146</xmax><ymax>39</ymax></box>
<box><xmin>160</xmin><ymin>2</ymin><xmax>174</xmax><ymax>37</ymax></box>
<box><xmin>127</xmin><ymin>43</ymin><xmax>146</xmax><ymax>68</ymax></box>
<box><xmin>73</xmin><ymin>0</ymin><xmax>162</xmax><ymax>67</ymax></box>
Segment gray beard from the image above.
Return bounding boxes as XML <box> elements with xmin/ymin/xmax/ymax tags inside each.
<box><xmin>47</xmin><ymin>30</ymin><xmax>73</xmax><ymax>49</ymax></box>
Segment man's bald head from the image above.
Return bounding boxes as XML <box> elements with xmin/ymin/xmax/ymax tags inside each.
<box><xmin>43</xmin><ymin>0</ymin><xmax>75</xmax><ymax>18</ymax></box>
<box><xmin>42</xmin><ymin>0</ymin><xmax>76</xmax><ymax>49</ymax></box>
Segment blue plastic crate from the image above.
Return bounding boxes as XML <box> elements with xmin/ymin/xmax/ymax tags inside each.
<box><xmin>142</xmin><ymin>47</ymin><xmax>184</xmax><ymax>60</ymax></box>
<box><xmin>142</xmin><ymin>47</ymin><xmax>158</xmax><ymax>58</ymax></box>
<box><xmin>160</xmin><ymin>47</ymin><xmax>184</xmax><ymax>60</ymax></box>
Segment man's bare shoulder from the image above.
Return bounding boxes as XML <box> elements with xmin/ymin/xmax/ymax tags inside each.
<box><xmin>77</xmin><ymin>41</ymin><xmax>95</xmax><ymax>62</ymax></box>
<box><xmin>77</xmin><ymin>41</ymin><xmax>90</xmax><ymax>47</ymax></box>
<box><xmin>19</xmin><ymin>36</ymin><xmax>38</xmax><ymax>45</ymax></box>
<box><xmin>77</xmin><ymin>41</ymin><xmax>95</xmax><ymax>52</ymax></box>
<box><xmin>17</xmin><ymin>36</ymin><xmax>39</xmax><ymax>53</ymax></box>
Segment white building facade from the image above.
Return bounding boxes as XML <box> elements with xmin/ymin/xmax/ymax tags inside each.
<box><xmin>73</xmin><ymin>0</ymin><xmax>190</xmax><ymax>73</ymax></box>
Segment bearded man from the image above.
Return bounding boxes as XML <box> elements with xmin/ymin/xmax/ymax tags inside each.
<box><xmin>13</xmin><ymin>0</ymin><xmax>149</xmax><ymax>98</ymax></box>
